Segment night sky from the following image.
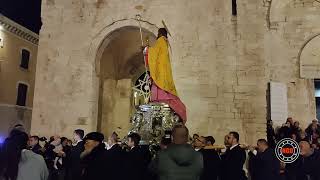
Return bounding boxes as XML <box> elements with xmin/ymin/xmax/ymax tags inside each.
<box><xmin>0</xmin><ymin>0</ymin><xmax>42</xmax><ymax>34</ymax></box>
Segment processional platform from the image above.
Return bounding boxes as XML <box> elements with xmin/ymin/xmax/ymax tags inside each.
<box><xmin>130</xmin><ymin>102</ymin><xmax>180</xmax><ymax>145</ymax></box>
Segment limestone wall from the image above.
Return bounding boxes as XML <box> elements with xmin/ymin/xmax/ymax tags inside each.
<box><xmin>32</xmin><ymin>0</ymin><xmax>319</xmax><ymax>144</ymax></box>
<box><xmin>266</xmin><ymin>0</ymin><xmax>319</xmax><ymax>129</ymax></box>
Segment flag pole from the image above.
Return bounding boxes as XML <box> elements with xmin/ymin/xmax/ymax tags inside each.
<box><xmin>136</xmin><ymin>14</ymin><xmax>151</xmax><ymax>103</ymax></box>
<box><xmin>136</xmin><ymin>14</ymin><xmax>144</xmax><ymax>47</ymax></box>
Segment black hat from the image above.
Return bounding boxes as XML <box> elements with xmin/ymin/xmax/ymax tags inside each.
<box><xmin>84</xmin><ymin>132</ymin><xmax>104</xmax><ymax>142</ymax></box>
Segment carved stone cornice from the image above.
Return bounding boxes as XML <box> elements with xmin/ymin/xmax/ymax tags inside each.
<box><xmin>0</xmin><ymin>14</ymin><xmax>39</xmax><ymax>45</ymax></box>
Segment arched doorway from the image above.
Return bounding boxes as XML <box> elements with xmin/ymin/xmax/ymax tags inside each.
<box><xmin>96</xmin><ymin>26</ymin><xmax>156</xmax><ymax>138</ymax></box>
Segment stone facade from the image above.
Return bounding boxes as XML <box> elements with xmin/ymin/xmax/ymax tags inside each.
<box><xmin>32</xmin><ymin>0</ymin><xmax>320</xmax><ymax>144</ymax></box>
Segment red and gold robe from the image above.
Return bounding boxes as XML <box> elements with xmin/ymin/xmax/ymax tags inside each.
<box><xmin>145</xmin><ymin>36</ymin><xmax>186</xmax><ymax>123</ymax></box>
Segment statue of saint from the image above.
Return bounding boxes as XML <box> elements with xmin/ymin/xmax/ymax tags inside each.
<box><xmin>144</xmin><ymin>28</ymin><xmax>186</xmax><ymax>123</ymax></box>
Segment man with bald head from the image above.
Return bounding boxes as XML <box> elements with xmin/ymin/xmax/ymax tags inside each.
<box><xmin>299</xmin><ymin>140</ymin><xmax>320</xmax><ymax>180</ymax></box>
<box><xmin>248</xmin><ymin>139</ymin><xmax>280</xmax><ymax>180</ymax></box>
<box><xmin>105</xmin><ymin>132</ymin><xmax>123</xmax><ymax>180</ymax></box>
<box><xmin>152</xmin><ymin>124</ymin><xmax>203</xmax><ymax>180</ymax></box>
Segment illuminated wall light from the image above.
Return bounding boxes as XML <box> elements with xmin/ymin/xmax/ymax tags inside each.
<box><xmin>0</xmin><ymin>136</ymin><xmax>4</xmax><ymax>144</ymax></box>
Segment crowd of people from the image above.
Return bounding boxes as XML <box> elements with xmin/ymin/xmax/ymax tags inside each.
<box><xmin>267</xmin><ymin>117</ymin><xmax>320</xmax><ymax>149</ymax></box>
<box><xmin>264</xmin><ymin>117</ymin><xmax>320</xmax><ymax>180</ymax></box>
<box><xmin>0</xmin><ymin>118</ymin><xmax>320</xmax><ymax>180</ymax></box>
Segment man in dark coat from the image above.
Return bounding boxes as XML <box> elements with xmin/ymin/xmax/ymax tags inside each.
<box><xmin>285</xmin><ymin>155</ymin><xmax>304</xmax><ymax>180</ymax></box>
<box><xmin>267</xmin><ymin>120</ymin><xmax>276</xmax><ymax>148</ymax></box>
<box><xmin>221</xmin><ymin>131</ymin><xmax>247</xmax><ymax>180</ymax></box>
<box><xmin>105</xmin><ymin>132</ymin><xmax>124</xmax><ymax>180</ymax></box>
<box><xmin>299</xmin><ymin>140</ymin><xmax>320</xmax><ymax>180</ymax></box>
<box><xmin>197</xmin><ymin>136</ymin><xmax>220</xmax><ymax>180</ymax></box>
<box><xmin>29</xmin><ymin>136</ymin><xmax>43</xmax><ymax>156</ymax></box>
<box><xmin>126</xmin><ymin>132</ymin><xmax>149</xmax><ymax>180</ymax></box>
<box><xmin>248</xmin><ymin>139</ymin><xmax>280</xmax><ymax>180</ymax></box>
<box><xmin>66</xmin><ymin>129</ymin><xmax>85</xmax><ymax>180</ymax></box>
<box><xmin>277</xmin><ymin>123</ymin><xmax>292</xmax><ymax>141</ymax></box>
<box><xmin>81</xmin><ymin>132</ymin><xmax>107</xmax><ymax>180</ymax></box>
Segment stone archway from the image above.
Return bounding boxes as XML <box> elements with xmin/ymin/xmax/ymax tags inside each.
<box><xmin>96</xmin><ymin>26</ymin><xmax>156</xmax><ymax>138</ymax></box>
<box><xmin>299</xmin><ymin>33</ymin><xmax>320</xmax><ymax>78</ymax></box>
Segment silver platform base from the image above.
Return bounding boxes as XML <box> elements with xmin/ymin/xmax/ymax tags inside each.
<box><xmin>130</xmin><ymin>102</ymin><xmax>180</xmax><ymax>145</ymax></box>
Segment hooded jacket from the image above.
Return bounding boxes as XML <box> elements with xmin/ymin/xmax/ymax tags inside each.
<box><xmin>17</xmin><ymin>150</ymin><xmax>49</xmax><ymax>180</ymax></box>
<box><xmin>155</xmin><ymin>144</ymin><xmax>203</xmax><ymax>180</ymax></box>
